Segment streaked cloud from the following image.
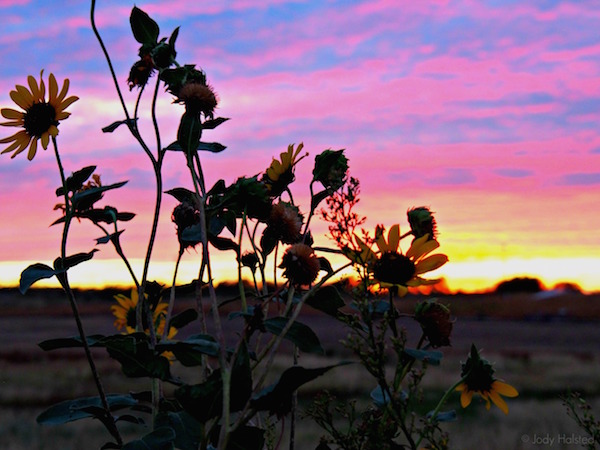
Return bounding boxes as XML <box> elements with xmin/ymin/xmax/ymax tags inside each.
<box><xmin>1</xmin><ymin>0</ymin><xmax>600</xmax><ymax>291</ymax></box>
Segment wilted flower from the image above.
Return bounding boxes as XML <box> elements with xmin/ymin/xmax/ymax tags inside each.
<box><xmin>407</xmin><ymin>207</ymin><xmax>438</xmax><ymax>240</ymax></box>
<box><xmin>263</xmin><ymin>143</ymin><xmax>307</xmax><ymax>197</ymax></box>
<box><xmin>127</xmin><ymin>54</ymin><xmax>155</xmax><ymax>90</ymax></box>
<box><xmin>172</xmin><ymin>201</ymin><xmax>201</xmax><ymax>249</ymax></box>
<box><xmin>455</xmin><ymin>345</ymin><xmax>518</xmax><ymax>414</ymax></box>
<box><xmin>175</xmin><ymin>81</ymin><xmax>218</xmax><ymax>118</ymax></box>
<box><xmin>415</xmin><ymin>299</ymin><xmax>453</xmax><ymax>348</ymax></box>
<box><xmin>312</xmin><ymin>149</ymin><xmax>348</xmax><ymax>190</ymax></box>
<box><xmin>266</xmin><ymin>202</ymin><xmax>303</xmax><ymax>244</ymax></box>
<box><xmin>372</xmin><ymin>224</ymin><xmax>448</xmax><ymax>296</ymax></box>
<box><xmin>240</xmin><ymin>252</ymin><xmax>260</xmax><ymax>272</ymax></box>
<box><xmin>1</xmin><ymin>71</ymin><xmax>78</xmax><ymax>160</ymax></box>
<box><xmin>279</xmin><ymin>243</ymin><xmax>320</xmax><ymax>285</ymax></box>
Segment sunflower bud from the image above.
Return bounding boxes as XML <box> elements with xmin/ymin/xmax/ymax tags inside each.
<box><xmin>415</xmin><ymin>299</ymin><xmax>453</xmax><ymax>348</ymax></box>
<box><xmin>279</xmin><ymin>243</ymin><xmax>321</xmax><ymax>285</ymax></box>
<box><xmin>407</xmin><ymin>207</ymin><xmax>438</xmax><ymax>240</ymax></box>
<box><xmin>312</xmin><ymin>149</ymin><xmax>348</xmax><ymax>190</ymax></box>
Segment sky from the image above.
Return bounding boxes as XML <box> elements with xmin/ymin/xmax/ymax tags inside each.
<box><xmin>0</xmin><ymin>0</ymin><xmax>599</xmax><ymax>293</ymax></box>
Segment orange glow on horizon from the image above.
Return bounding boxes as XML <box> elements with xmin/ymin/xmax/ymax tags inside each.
<box><xmin>1</xmin><ymin>253</ymin><xmax>598</xmax><ymax>294</ymax></box>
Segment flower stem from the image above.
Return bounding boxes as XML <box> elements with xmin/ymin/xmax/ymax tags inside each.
<box><xmin>52</xmin><ymin>137</ymin><xmax>122</xmax><ymax>445</ymax></box>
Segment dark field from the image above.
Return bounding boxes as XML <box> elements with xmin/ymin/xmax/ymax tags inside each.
<box><xmin>1</xmin><ymin>287</ymin><xmax>600</xmax><ymax>449</ymax></box>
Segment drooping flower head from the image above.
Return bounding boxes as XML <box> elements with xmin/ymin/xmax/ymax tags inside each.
<box><xmin>455</xmin><ymin>345</ymin><xmax>518</xmax><ymax>414</ymax></box>
<box><xmin>263</xmin><ymin>143</ymin><xmax>308</xmax><ymax>197</ymax></box>
<box><xmin>1</xmin><ymin>71</ymin><xmax>78</xmax><ymax>160</ymax></box>
<box><xmin>407</xmin><ymin>207</ymin><xmax>438</xmax><ymax>241</ymax></box>
<box><xmin>415</xmin><ymin>299</ymin><xmax>453</xmax><ymax>348</ymax></box>
<box><xmin>371</xmin><ymin>224</ymin><xmax>448</xmax><ymax>296</ymax></box>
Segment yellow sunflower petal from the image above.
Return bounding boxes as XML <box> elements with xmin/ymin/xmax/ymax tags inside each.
<box><xmin>375</xmin><ymin>230</ymin><xmax>390</xmax><ymax>253</ymax></box>
<box><xmin>49</xmin><ymin>73</ymin><xmax>58</xmax><ymax>103</ymax></box>
<box><xmin>47</xmin><ymin>125</ymin><xmax>59</xmax><ymax>137</ymax></box>
<box><xmin>455</xmin><ymin>382</ymin><xmax>466</xmax><ymax>392</ymax></box>
<box><xmin>460</xmin><ymin>389</ymin><xmax>473</xmax><ymax>408</ymax></box>
<box><xmin>27</xmin><ymin>138</ymin><xmax>38</xmax><ymax>160</ymax></box>
<box><xmin>405</xmin><ymin>234</ymin><xmax>430</xmax><ymax>259</ymax></box>
<box><xmin>0</xmin><ymin>121</ymin><xmax>24</xmax><ymax>127</ymax></box>
<box><xmin>41</xmin><ymin>132</ymin><xmax>50</xmax><ymax>149</ymax></box>
<box><xmin>492</xmin><ymin>381</ymin><xmax>518</xmax><ymax>397</ymax></box>
<box><xmin>396</xmin><ymin>285</ymin><xmax>408</xmax><ymax>297</ymax></box>
<box><xmin>27</xmin><ymin>74</ymin><xmax>41</xmax><ymax>101</ymax></box>
<box><xmin>388</xmin><ymin>224</ymin><xmax>400</xmax><ymax>252</ymax></box>
<box><xmin>407</xmin><ymin>276</ymin><xmax>441</xmax><ymax>287</ymax></box>
<box><xmin>11</xmin><ymin>86</ymin><xmax>34</xmax><ymax>109</ymax></box>
<box><xmin>9</xmin><ymin>138</ymin><xmax>31</xmax><ymax>158</ymax></box>
<box><xmin>1</xmin><ymin>108</ymin><xmax>24</xmax><ymax>120</ymax></box>
<box><xmin>412</xmin><ymin>240</ymin><xmax>440</xmax><ymax>262</ymax></box>
<box><xmin>57</xmin><ymin>78</ymin><xmax>70</xmax><ymax>103</ymax></box>
<box><xmin>415</xmin><ymin>254</ymin><xmax>448</xmax><ymax>275</ymax></box>
<box><xmin>55</xmin><ymin>95</ymin><xmax>78</xmax><ymax>112</ymax></box>
<box><xmin>489</xmin><ymin>389</ymin><xmax>509</xmax><ymax>414</ymax></box>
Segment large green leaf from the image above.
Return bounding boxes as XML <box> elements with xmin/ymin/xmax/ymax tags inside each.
<box><xmin>155</xmin><ymin>411</ymin><xmax>202</xmax><ymax>450</ymax></box>
<box><xmin>305</xmin><ymin>285</ymin><xmax>345</xmax><ymax>317</ymax></box>
<box><xmin>39</xmin><ymin>335</ymin><xmax>105</xmax><ymax>351</ymax></box>
<box><xmin>130</xmin><ymin>6</ymin><xmax>159</xmax><ymax>45</ymax></box>
<box><xmin>102</xmin><ymin>119</ymin><xmax>137</xmax><ymax>133</ymax></box>
<box><xmin>264</xmin><ymin>317</ymin><xmax>324</xmax><ymax>354</ymax></box>
<box><xmin>165</xmin><ymin>141</ymin><xmax>227</xmax><ymax>153</ymax></box>
<box><xmin>157</xmin><ymin>335</ymin><xmax>220</xmax><ymax>366</ymax></box>
<box><xmin>251</xmin><ymin>363</ymin><xmax>350</xmax><ymax>416</ymax></box>
<box><xmin>19</xmin><ymin>263</ymin><xmax>57</xmax><ymax>294</ymax></box>
<box><xmin>56</xmin><ymin>165</ymin><xmax>96</xmax><ymax>196</ymax></box>
<box><xmin>102</xmin><ymin>334</ymin><xmax>173</xmax><ymax>381</ymax></box>
<box><xmin>201</xmin><ymin>117</ymin><xmax>230</xmax><ymax>130</ymax></box>
<box><xmin>37</xmin><ymin>394</ymin><xmax>138</xmax><ymax>425</ymax></box>
<box><xmin>71</xmin><ymin>181</ymin><xmax>128</xmax><ymax>210</ymax></box>
<box><xmin>175</xmin><ymin>342</ymin><xmax>251</xmax><ymax>422</ymax></box>
<box><xmin>122</xmin><ymin>427</ymin><xmax>176</xmax><ymax>450</ymax></box>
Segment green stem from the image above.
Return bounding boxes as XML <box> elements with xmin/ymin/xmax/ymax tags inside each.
<box><xmin>163</xmin><ymin>250</ymin><xmax>183</xmax><ymax>340</ymax></box>
<box><xmin>53</xmin><ymin>137</ymin><xmax>121</xmax><ymax>445</ymax></box>
<box><xmin>414</xmin><ymin>376</ymin><xmax>467</xmax><ymax>449</ymax></box>
<box><xmin>238</xmin><ymin>212</ymin><xmax>248</xmax><ymax>313</ymax></box>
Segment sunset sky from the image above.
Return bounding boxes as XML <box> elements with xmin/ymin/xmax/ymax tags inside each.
<box><xmin>1</xmin><ymin>0</ymin><xmax>599</xmax><ymax>293</ymax></box>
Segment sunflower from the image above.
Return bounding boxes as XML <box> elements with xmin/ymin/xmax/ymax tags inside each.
<box><xmin>111</xmin><ymin>288</ymin><xmax>169</xmax><ymax>335</ymax></box>
<box><xmin>263</xmin><ymin>143</ymin><xmax>307</xmax><ymax>197</ymax></box>
<box><xmin>1</xmin><ymin>71</ymin><xmax>78</xmax><ymax>161</ymax></box>
<box><xmin>371</xmin><ymin>224</ymin><xmax>448</xmax><ymax>296</ymax></box>
<box><xmin>455</xmin><ymin>345</ymin><xmax>518</xmax><ymax>414</ymax></box>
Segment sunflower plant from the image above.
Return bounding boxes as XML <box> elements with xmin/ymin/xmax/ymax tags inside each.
<box><xmin>1</xmin><ymin>4</ymin><xmax>518</xmax><ymax>450</ymax></box>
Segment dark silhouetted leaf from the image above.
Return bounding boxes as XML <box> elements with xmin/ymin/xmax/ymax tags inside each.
<box><xmin>39</xmin><ymin>335</ymin><xmax>105</xmax><ymax>351</ymax></box>
<box><xmin>305</xmin><ymin>285</ymin><xmax>345</xmax><ymax>317</ymax></box>
<box><xmin>251</xmin><ymin>363</ymin><xmax>350</xmax><ymax>416</ymax></box>
<box><xmin>264</xmin><ymin>317</ymin><xmax>324</xmax><ymax>354</ymax></box>
<box><xmin>169</xmin><ymin>309</ymin><xmax>198</xmax><ymax>330</ymax></box>
<box><xmin>102</xmin><ymin>119</ymin><xmax>137</xmax><ymax>133</ymax></box>
<box><xmin>130</xmin><ymin>6</ymin><xmax>159</xmax><ymax>45</ymax></box>
<box><xmin>122</xmin><ymin>426</ymin><xmax>176</xmax><ymax>450</ymax></box>
<box><xmin>37</xmin><ymin>394</ymin><xmax>138</xmax><ymax>425</ymax></box>
<box><xmin>165</xmin><ymin>141</ymin><xmax>226</xmax><ymax>153</ymax></box>
<box><xmin>56</xmin><ymin>165</ymin><xmax>96</xmax><ymax>196</ymax></box>
<box><xmin>202</xmin><ymin>117</ymin><xmax>230</xmax><ymax>130</ymax></box>
<box><xmin>19</xmin><ymin>263</ymin><xmax>57</xmax><ymax>294</ymax></box>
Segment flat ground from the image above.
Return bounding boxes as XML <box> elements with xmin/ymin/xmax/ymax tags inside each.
<box><xmin>1</xmin><ymin>288</ymin><xmax>599</xmax><ymax>449</ymax></box>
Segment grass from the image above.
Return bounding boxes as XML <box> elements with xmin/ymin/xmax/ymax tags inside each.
<box><xmin>2</xmin><ymin>288</ymin><xmax>600</xmax><ymax>448</ymax></box>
